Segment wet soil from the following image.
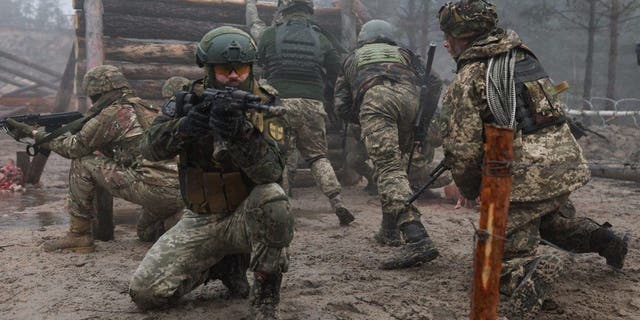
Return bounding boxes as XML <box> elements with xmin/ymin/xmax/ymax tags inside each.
<box><xmin>0</xmin><ymin>133</ymin><xmax>639</xmax><ymax>320</ymax></box>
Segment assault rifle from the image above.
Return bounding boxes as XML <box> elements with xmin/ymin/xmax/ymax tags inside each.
<box><xmin>405</xmin><ymin>159</ymin><xmax>449</xmax><ymax>206</ymax></box>
<box><xmin>407</xmin><ymin>44</ymin><xmax>437</xmax><ymax>176</ymax></box>
<box><xmin>1</xmin><ymin>111</ymin><xmax>84</xmax><ymax>155</ymax></box>
<box><xmin>172</xmin><ymin>87</ymin><xmax>283</xmax><ymax>117</ymax></box>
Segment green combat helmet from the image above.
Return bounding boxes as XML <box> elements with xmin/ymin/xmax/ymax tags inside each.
<box><xmin>357</xmin><ymin>19</ymin><xmax>397</xmax><ymax>47</ymax></box>
<box><xmin>162</xmin><ymin>76</ymin><xmax>191</xmax><ymax>98</ymax></box>
<box><xmin>277</xmin><ymin>0</ymin><xmax>314</xmax><ymax>14</ymax></box>
<box><xmin>196</xmin><ymin>26</ymin><xmax>257</xmax><ymax>67</ymax></box>
<box><xmin>438</xmin><ymin>0</ymin><xmax>498</xmax><ymax>38</ymax></box>
<box><xmin>82</xmin><ymin>65</ymin><xmax>130</xmax><ymax>98</ymax></box>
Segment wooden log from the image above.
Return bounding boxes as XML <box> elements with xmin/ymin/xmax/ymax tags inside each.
<box><xmin>129</xmin><ymin>80</ymin><xmax>165</xmax><ymax>100</ymax></box>
<box><xmin>0</xmin><ymin>73</ymin><xmax>30</xmax><ymax>88</ymax></box>
<box><xmin>53</xmin><ymin>47</ymin><xmax>77</xmax><ymax>113</ymax></box>
<box><xmin>0</xmin><ymin>64</ymin><xmax>58</xmax><ymax>91</ymax></box>
<box><xmin>92</xmin><ymin>185</ymin><xmax>114</xmax><ymax>241</ymax></box>
<box><xmin>590</xmin><ymin>165</ymin><xmax>640</xmax><ymax>182</ymax></box>
<box><xmin>85</xmin><ymin>0</ymin><xmax>104</xmax><ymax>70</ymax></box>
<box><xmin>16</xmin><ymin>151</ymin><xmax>30</xmax><ymax>180</ymax></box>
<box><xmin>25</xmin><ymin>150</ymin><xmax>51</xmax><ymax>185</ymax></box>
<box><xmin>75</xmin><ymin>12</ymin><xmax>341</xmax><ymax>43</ymax></box>
<box><xmin>0</xmin><ymin>49</ymin><xmax>61</xmax><ymax>78</ymax></box>
<box><xmin>76</xmin><ymin>60</ymin><xmax>202</xmax><ymax>81</ymax></box>
<box><xmin>3</xmin><ymin>84</ymin><xmax>44</xmax><ymax>97</ymax></box>
<box><xmin>471</xmin><ymin>124</ymin><xmax>514</xmax><ymax>320</ymax></box>
<box><xmin>104</xmin><ymin>38</ymin><xmax>197</xmax><ymax>64</ymax></box>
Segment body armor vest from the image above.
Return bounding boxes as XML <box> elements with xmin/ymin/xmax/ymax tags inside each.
<box><xmin>350</xmin><ymin>43</ymin><xmax>417</xmax><ymax>104</ymax></box>
<box><xmin>264</xmin><ymin>18</ymin><xmax>325</xmax><ymax>87</ymax></box>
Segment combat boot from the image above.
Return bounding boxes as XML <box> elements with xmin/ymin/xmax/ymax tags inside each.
<box><xmin>249</xmin><ymin>272</ymin><xmax>282</xmax><ymax>320</ymax></box>
<box><xmin>42</xmin><ymin>216</ymin><xmax>95</xmax><ymax>253</ymax></box>
<box><xmin>209</xmin><ymin>254</ymin><xmax>250</xmax><ymax>299</ymax></box>
<box><xmin>590</xmin><ymin>224</ymin><xmax>629</xmax><ymax>269</ymax></box>
<box><xmin>374</xmin><ymin>213</ymin><xmax>402</xmax><ymax>247</ymax></box>
<box><xmin>380</xmin><ymin>221</ymin><xmax>439</xmax><ymax>270</ymax></box>
<box><xmin>330</xmin><ymin>194</ymin><xmax>355</xmax><ymax>226</ymax></box>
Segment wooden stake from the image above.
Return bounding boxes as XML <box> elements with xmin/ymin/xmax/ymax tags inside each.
<box><xmin>470</xmin><ymin>124</ymin><xmax>514</xmax><ymax>320</ymax></box>
<box><xmin>340</xmin><ymin>0</ymin><xmax>357</xmax><ymax>52</ymax></box>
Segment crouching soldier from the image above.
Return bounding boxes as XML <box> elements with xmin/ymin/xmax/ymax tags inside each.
<box><xmin>6</xmin><ymin>65</ymin><xmax>183</xmax><ymax>251</ymax></box>
<box><xmin>128</xmin><ymin>27</ymin><xmax>293</xmax><ymax>320</ymax></box>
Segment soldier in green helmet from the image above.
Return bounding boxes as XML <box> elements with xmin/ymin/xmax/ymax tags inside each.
<box><xmin>334</xmin><ymin>19</ymin><xmax>442</xmax><ymax>268</ymax></box>
<box><xmin>438</xmin><ymin>0</ymin><xmax>629</xmax><ymax>318</ymax></box>
<box><xmin>246</xmin><ymin>0</ymin><xmax>354</xmax><ymax>225</ymax></box>
<box><xmin>128</xmin><ymin>26</ymin><xmax>292</xmax><ymax>320</ymax></box>
<box><xmin>161</xmin><ymin>76</ymin><xmax>191</xmax><ymax>99</ymax></box>
<box><xmin>5</xmin><ymin>65</ymin><xmax>183</xmax><ymax>251</ymax></box>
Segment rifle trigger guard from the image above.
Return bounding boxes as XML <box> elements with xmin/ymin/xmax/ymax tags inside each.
<box><xmin>27</xmin><ymin>144</ymin><xmax>39</xmax><ymax>157</ymax></box>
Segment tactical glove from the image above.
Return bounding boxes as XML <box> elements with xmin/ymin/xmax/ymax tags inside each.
<box><xmin>5</xmin><ymin>118</ymin><xmax>36</xmax><ymax>140</ymax></box>
<box><xmin>178</xmin><ymin>106</ymin><xmax>210</xmax><ymax>136</ymax></box>
<box><xmin>209</xmin><ymin>98</ymin><xmax>246</xmax><ymax>141</ymax></box>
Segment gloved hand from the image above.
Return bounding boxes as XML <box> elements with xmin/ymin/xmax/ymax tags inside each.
<box><xmin>5</xmin><ymin>119</ymin><xmax>36</xmax><ymax>140</ymax></box>
<box><xmin>178</xmin><ymin>105</ymin><xmax>210</xmax><ymax>136</ymax></box>
<box><xmin>209</xmin><ymin>96</ymin><xmax>246</xmax><ymax>140</ymax></box>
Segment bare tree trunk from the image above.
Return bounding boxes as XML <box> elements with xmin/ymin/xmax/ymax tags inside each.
<box><xmin>606</xmin><ymin>0</ymin><xmax>620</xmax><ymax>110</ymax></box>
<box><xmin>405</xmin><ymin>0</ymin><xmax>418</xmax><ymax>52</ymax></box>
<box><xmin>419</xmin><ymin>1</ymin><xmax>432</xmax><ymax>57</ymax></box>
<box><xmin>582</xmin><ymin>0</ymin><xmax>597</xmax><ymax>108</ymax></box>
<box><xmin>341</xmin><ymin>0</ymin><xmax>357</xmax><ymax>51</ymax></box>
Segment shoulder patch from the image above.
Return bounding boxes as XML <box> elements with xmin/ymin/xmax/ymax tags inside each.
<box><xmin>161</xmin><ymin>100</ymin><xmax>178</xmax><ymax>118</ymax></box>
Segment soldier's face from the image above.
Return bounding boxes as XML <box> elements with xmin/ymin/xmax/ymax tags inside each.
<box><xmin>213</xmin><ymin>63</ymin><xmax>251</xmax><ymax>87</ymax></box>
<box><xmin>443</xmin><ymin>34</ymin><xmax>470</xmax><ymax>59</ymax></box>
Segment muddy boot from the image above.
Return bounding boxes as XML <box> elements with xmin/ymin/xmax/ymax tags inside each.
<box><xmin>249</xmin><ymin>272</ymin><xmax>282</xmax><ymax>320</ymax></box>
<box><xmin>374</xmin><ymin>213</ymin><xmax>402</xmax><ymax>247</ymax></box>
<box><xmin>591</xmin><ymin>224</ymin><xmax>629</xmax><ymax>269</ymax></box>
<box><xmin>209</xmin><ymin>254</ymin><xmax>250</xmax><ymax>299</ymax></box>
<box><xmin>380</xmin><ymin>221</ymin><xmax>439</xmax><ymax>270</ymax></box>
<box><xmin>42</xmin><ymin>216</ymin><xmax>95</xmax><ymax>253</ymax></box>
<box><xmin>330</xmin><ymin>194</ymin><xmax>354</xmax><ymax>226</ymax></box>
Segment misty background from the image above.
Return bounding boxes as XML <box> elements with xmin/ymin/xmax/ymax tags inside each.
<box><xmin>0</xmin><ymin>0</ymin><xmax>638</xmax><ymax>108</ymax></box>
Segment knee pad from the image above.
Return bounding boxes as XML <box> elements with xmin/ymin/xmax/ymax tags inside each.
<box><xmin>252</xmin><ymin>199</ymin><xmax>294</xmax><ymax>248</ymax></box>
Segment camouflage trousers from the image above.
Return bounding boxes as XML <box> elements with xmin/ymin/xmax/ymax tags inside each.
<box><xmin>68</xmin><ymin>154</ymin><xmax>183</xmax><ymax>241</ymax></box>
<box><xmin>359</xmin><ymin>82</ymin><xmax>422</xmax><ymax>226</ymax></box>
<box><xmin>128</xmin><ymin>183</ymin><xmax>293</xmax><ymax>309</ymax></box>
<box><xmin>500</xmin><ymin>195</ymin><xmax>601</xmax><ymax>319</ymax></box>
<box><xmin>282</xmin><ymin>98</ymin><xmax>341</xmax><ymax>198</ymax></box>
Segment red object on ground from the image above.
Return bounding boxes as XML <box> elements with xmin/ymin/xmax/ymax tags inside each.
<box><xmin>0</xmin><ymin>163</ymin><xmax>24</xmax><ymax>190</ymax></box>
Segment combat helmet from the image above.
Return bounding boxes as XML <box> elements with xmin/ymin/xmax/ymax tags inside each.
<box><xmin>439</xmin><ymin>0</ymin><xmax>498</xmax><ymax>38</ymax></box>
<box><xmin>277</xmin><ymin>0</ymin><xmax>314</xmax><ymax>14</ymax></box>
<box><xmin>162</xmin><ymin>76</ymin><xmax>191</xmax><ymax>98</ymax></box>
<box><xmin>357</xmin><ymin>19</ymin><xmax>397</xmax><ymax>47</ymax></box>
<box><xmin>82</xmin><ymin>65</ymin><xmax>130</xmax><ymax>98</ymax></box>
<box><xmin>196</xmin><ymin>26</ymin><xmax>257</xmax><ymax>67</ymax></box>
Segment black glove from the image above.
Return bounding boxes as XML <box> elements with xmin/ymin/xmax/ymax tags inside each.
<box><xmin>178</xmin><ymin>105</ymin><xmax>210</xmax><ymax>136</ymax></box>
<box><xmin>209</xmin><ymin>95</ymin><xmax>246</xmax><ymax>140</ymax></box>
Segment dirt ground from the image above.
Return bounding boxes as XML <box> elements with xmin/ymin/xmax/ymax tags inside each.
<box><xmin>0</xmin><ymin>129</ymin><xmax>639</xmax><ymax>320</ymax></box>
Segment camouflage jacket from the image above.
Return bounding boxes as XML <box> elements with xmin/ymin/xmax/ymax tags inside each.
<box><xmin>140</xmin><ymin>80</ymin><xmax>285</xmax><ymax>210</ymax></box>
<box><xmin>46</xmin><ymin>90</ymin><xmax>179</xmax><ymax>187</ymax></box>
<box><xmin>442</xmin><ymin>29</ymin><xmax>590</xmax><ymax>202</ymax></box>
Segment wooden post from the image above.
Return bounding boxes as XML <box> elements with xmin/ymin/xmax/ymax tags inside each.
<box><xmin>470</xmin><ymin>124</ymin><xmax>514</xmax><ymax>320</ymax></box>
<box><xmin>340</xmin><ymin>0</ymin><xmax>358</xmax><ymax>52</ymax></box>
<box><xmin>0</xmin><ymin>64</ymin><xmax>59</xmax><ymax>91</ymax></box>
<box><xmin>92</xmin><ymin>186</ymin><xmax>114</xmax><ymax>241</ymax></box>
<box><xmin>16</xmin><ymin>152</ymin><xmax>31</xmax><ymax>180</ymax></box>
<box><xmin>53</xmin><ymin>47</ymin><xmax>77</xmax><ymax>113</ymax></box>
<box><xmin>25</xmin><ymin>150</ymin><xmax>51</xmax><ymax>185</ymax></box>
<box><xmin>84</xmin><ymin>0</ymin><xmax>113</xmax><ymax>240</ymax></box>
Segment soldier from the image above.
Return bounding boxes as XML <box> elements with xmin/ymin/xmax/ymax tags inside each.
<box><xmin>128</xmin><ymin>27</ymin><xmax>293</xmax><ymax>320</ymax></box>
<box><xmin>438</xmin><ymin>1</ymin><xmax>628</xmax><ymax>317</ymax></box>
<box><xmin>247</xmin><ymin>0</ymin><xmax>354</xmax><ymax>225</ymax></box>
<box><xmin>161</xmin><ymin>76</ymin><xmax>191</xmax><ymax>99</ymax></box>
<box><xmin>6</xmin><ymin>65</ymin><xmax>183</xmax><ymax>251</ymax></box>
<box><xmin>334</xmin><ymin>20</ymin><xmax>441</xmax><ymax>268</ymax></box>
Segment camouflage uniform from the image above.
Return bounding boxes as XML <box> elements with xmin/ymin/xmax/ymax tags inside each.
<box><xmin>335</xmin><ymin>20</ymin><xmax>440</xmax><ymax>269</ymax></box>
<box><xmin>39</xmin><ymin>66</ymin><xmax>182</xmax><ymax>250</ymax></box>
<box><xmin>128</xmin><ymin>27</ymin><xmax>293</xmax><ymax>319</ymax></box>
<box><xmin>440</xmin><ymin>2</ymin><xmax>628</xmax><ymax>315</ymax></box>
<box><xmin>161</xmin><ymin>76</ymin><xmax>191</xmax><ymax>99</ymax></box>
<box><xmin>252</xmin><ymin>0</ymin><xmax>353</xmax><ymax>225</ymax></box>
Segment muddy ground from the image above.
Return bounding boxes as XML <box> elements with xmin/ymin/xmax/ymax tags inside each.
<box><xmin>0</xmin><ymin>130</ymin><xmax>639</xmax><ymax>320</ymax></box>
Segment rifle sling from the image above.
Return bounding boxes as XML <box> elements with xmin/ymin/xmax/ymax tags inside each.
<box><xmin>33</xmin><ymin>91</ymin><xmax>124</xmax><ymax>148</ymax></box>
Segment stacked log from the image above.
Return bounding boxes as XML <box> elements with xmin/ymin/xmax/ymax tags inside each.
<box><xmin>72</xmin><ymin>0</ymin><xmax>342</xmax><ymax>105</ymax></box>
